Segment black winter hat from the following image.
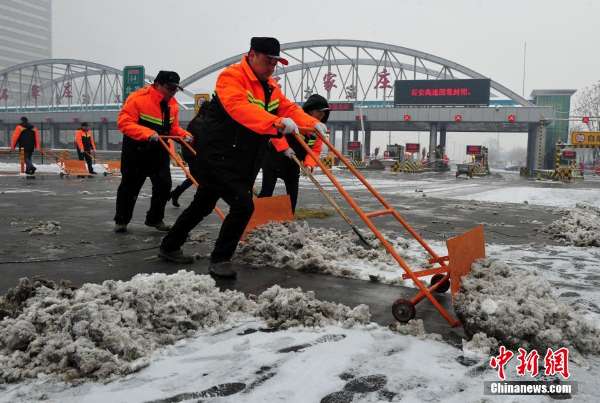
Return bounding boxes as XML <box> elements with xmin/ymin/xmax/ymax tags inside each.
<box><xmin>20</xmin><ymin>116</ymin><xmax>28</xmax><ymax>123</ymax></box>
<box><xmin>250</xmin><ymin>37</ymin><xmax>288</xmax><ymax>65</ymax></box>
<box><xmin>154</xmin><ymin>71</ymin><xmax>183</xmax><ymax>90</ymax></box>
<box><xmin>303</xmin><ymin>94</ymin><xmax>330</xmax><ymax>123</ymax></box>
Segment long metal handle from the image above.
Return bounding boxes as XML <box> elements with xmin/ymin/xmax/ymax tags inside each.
<box><xmin>158</xmin><ymin>136</ymin><xmax>225</xmax><ymax>220</ymax></box>
<box><xmin>290</xmin><ymin>155</ymin><xmax>373</xmax><ymax>248</ymax></box>
<box><xmin>159</xmin><ymin>135</ymin><xmax>197</xmax><ymax>156</ymax></box>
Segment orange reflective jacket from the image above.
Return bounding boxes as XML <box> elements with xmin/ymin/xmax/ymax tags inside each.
<box><xmin>302</xmin><ymin>136</ymin><xmax>323</xmax><ymax>167</ymax></box>
<box><xmin>117</xmin><ymin>85</ymin><xmax>191</xmax><ymax>141</ymax></box>
<box><xmin>11</xmin><ymin>124</ymin><xmax>40</xmax><ymax>150</ymax></box>
<box><xmin>75</xmin><ymin>129</ymin><xmax>96</xmax><ymax>151</ymax></box>
<box><xmin>215</xmin><ymin>56</ymin><xmax>318</xmax><ymax>136</ymax></box>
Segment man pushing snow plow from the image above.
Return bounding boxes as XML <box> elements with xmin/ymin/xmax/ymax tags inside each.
<box><xmin>158</xmin><ymin>37</ymin><xmax>324</xmax><ymax>278</ymax></box>
<box><xmin>155</xmin><ymin>36</ymin><xmax>485</xmax><ymax>327</ymax></box>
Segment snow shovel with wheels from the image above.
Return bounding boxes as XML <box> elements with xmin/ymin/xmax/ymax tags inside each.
<box><xmin>290</xmin><ymin>154</ymin><xmax>374</xmax><ymax>249</ymax></box>
<box><xmin>280</xmin><ymin>124</ymin><xmax>486</xmax><ymax>327</ymax></box>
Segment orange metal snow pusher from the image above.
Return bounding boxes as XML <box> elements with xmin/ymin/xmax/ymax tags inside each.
<box><xmin>36</xmin><ymin>149</ymin><xmax>90</xmax><ymax>178</ymax></box>
<box><xmin>157</xmin><ymin>136</ymin><xmax>294</xmax><ymax>233</ymax></box>
<box><xmin>283</xmin><ymin>125</ymin><xmax>486</xmax><ymax>327</ymax></box>
<box><xmin>102</xmin><ymin>160</ymin><xmax>121</xmax><ymax>176</ymax></box>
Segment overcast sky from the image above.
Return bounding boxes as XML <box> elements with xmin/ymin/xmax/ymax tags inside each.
<box><xmin>52</xmin><ymin>0</ymin><xmax>600</xmax><ymax>159</ymax></box>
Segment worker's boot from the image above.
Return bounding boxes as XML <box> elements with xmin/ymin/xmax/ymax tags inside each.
<box><xmin>114</xmin><ymin>223</ymin><xmax>128</xmax><ymax>233</ymax></box>
<box><xmin>208</xmin><ymin>261</ymin><xmax>237</xmax><ymax>279</ymax></box>
<box><xmin>169</xmin><ymin>186</ymin><xmax>184</xmax><ymax>207</ymax></box>
<box><xmin>158</xmin><ymin>248</ymin><xmax>194</xmax><ymax>264</ymax></box>
<box><xmin>145</xmin><ymin>220</ymin><xmax>172</xmax><ymax>232</ymax></box>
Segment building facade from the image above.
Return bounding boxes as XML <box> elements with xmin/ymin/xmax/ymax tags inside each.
<box><xmin>0</xmin><ymin>0</ymin><xmax>52</xmax><ymax>70</ymax></box>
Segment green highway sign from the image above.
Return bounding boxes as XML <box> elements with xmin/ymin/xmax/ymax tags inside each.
<box><xmin>122</xmin><ymin>65</ymin><xmax>145</xmax><ymax>102</ymax></box>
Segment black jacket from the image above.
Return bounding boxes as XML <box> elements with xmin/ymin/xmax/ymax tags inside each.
<box><xmin>188</xmin><ymin>90</ymin><xmax>280</xmax><ymax>183</ymax></box>
<box><xmin>15</xmin><ymin>123</ymin><xmax>37</xmax><ymax>151</ymax></box>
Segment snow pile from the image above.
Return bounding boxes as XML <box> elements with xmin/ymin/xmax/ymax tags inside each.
<box><xmin>0</xmin><ymin>272</ymin><xmax>372</xmax><ymax>383</ymax></box>
<box><xmin>544</xmin><ymin>204</ymin><xmax>600</xmax><ymax>246</ymax></box>
<box><xmin>237</xmin><ymin>221</ymin><xmax>410</xmax><ymax>280</ymax></box>
<box><xmin>389</xmin><ymin>319</ymin><xmax>442</xmax><ymax>341</ymax></box>
<box><xmin>188</xmin><ymin>230</ymin><xmax>209</xmax><ymax>242</ymax></box>
<box><xmin>256</xmin><ymin>285</ymin><xmax>370</xmax><ymax>329</ymax></box>
<box><xmin>462</xmin><ymin>332</ymin><xmax>499</xmax><ymax>358</ymax></box>
<box><xmin>0</xmin><ymin>271</ymin><xmax>254</xmax><ymax>383</ymax></box>
<box><xmin>0</xmin><ymin>278</ymin><xmax>75</xmax><ymax>321</ymax></box>
<box><xmin>454</xmin><ymin>259</ymin><xmax>600</xmax><ymax>356</ymax></box>
<box><xmin>25</xmin><ymin>220</ymin><xmax>61</xmax><ymax>235</ymax></box>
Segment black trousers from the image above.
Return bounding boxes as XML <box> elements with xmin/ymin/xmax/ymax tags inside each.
<box><xmin>114</xmin><ymin>148</ymin><xmax>172</xmax><ymax>225</ymax></box>
<box><xmin>172</xmin><ymin>178</ymin><xmax>193</xmax><ymax>195</ymax></box>
<box><xmin>77</xmin><ymin>148</ymin><xmax>94</xmax><ymax>173</ymax></box>
<box><xmin>23</xmin><ymin>148</ymin><xmax>35</xmax><ymax>173</ymax></box>
<box><xmin>258</xmin><ymin>154</ymin><xmax>300</xmax><ymax>213</ymax></box>
<box><xmin>161</xmin><ymin>164</ymin><xmax>254</xmax><ymax>263</ymax></box>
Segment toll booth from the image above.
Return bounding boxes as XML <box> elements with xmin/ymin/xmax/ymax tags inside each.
<box><xmin>405</xmin><ymin>143</ymin><xmax>420</xmax><ymax>160</ymax></box>
<box><xmin>385</xmin><ymin>144</ymin><xmax>405</xmax><ymax>161</ymax></box>
<box><xmin>433</xmin><ymin>144</ymin><xmax>450</xmax><ymax>172</ymax></box>
<box><xmin>456</xmin><ymin>145</ymin><xmax>489</xmax><ymax>177</ymax></box>
<box><xmin>559</xmin><ymin>149</ymin><xmax>576</xmax><ymax>166</ymax></box>
<box><xmin>348</xmin><ymin>141</ymin><xmax>362</xmax><ymax>161</ymax></box>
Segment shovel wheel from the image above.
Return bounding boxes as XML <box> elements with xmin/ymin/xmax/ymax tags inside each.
<box><xmin>430</xmin><ymin>274</ymin><xmax>450</xmax><ymax>293</ymax></box>
<box><xmin>392</xmin><ymin>298</ymin><xmax>416</xmax><ymax>323</ymax></box>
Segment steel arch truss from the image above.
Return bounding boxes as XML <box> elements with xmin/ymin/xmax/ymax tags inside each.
<box><xmin>0</xmin><ymin>59</ymin><xmax>137</xmax><ymax>110</ymax></box>
<box><xmin>0</xmin><ymin>59</ymin><xmax>167</xmax><ymax>111</ymax></box>
<box><xmin>181</xmin><ymin>39</ymin><xmax>532</xmax><ymax>106</ymax></box>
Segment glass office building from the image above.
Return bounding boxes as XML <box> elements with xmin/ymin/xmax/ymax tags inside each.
<box><xmin>0</xmin><ymin>0</ymin><xmax>52</xmax><ymax>70</ymax></box>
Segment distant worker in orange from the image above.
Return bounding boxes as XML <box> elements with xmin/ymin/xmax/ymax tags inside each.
<box><xmin>74</xmin><ymin>122</ymin><xmax>97</xmax><ymax>174</ymax></box>
<box><xmin>159</xmin><ymin>37</ymin><xmax>327</xmax><ymax>277</ymax></box>
<box><xmin>11</xmin><ymin>116</ymin><xmax>40</xmax><ymax>175</ymax></box>
<box><xmin>113</xmin><ymin>71</ymin><xmax>192</xmax><ymax>233</ymax></box>
<box><xmin>258</xmin><ymin>94</ymin><xmax>329</xmax><ymax>213</ymax></box>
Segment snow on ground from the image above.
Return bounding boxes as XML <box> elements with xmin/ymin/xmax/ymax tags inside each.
<box><xmin>2</xmin><ymin>169</ymin><xmax>600</xmax><ymax>400</ymax></box>
<box><xmin>236</xmin><ymin>221</ymin><xmax>434</xmax><ymax>285</ymax></box>
<box><xmin>544</xmin><ymin>204</ymin><xmax>600</xmax><ymax>246</ymax></box>
<box><xmin>454</xmin><ymin>186</ymin><xmax>600</xmax><ymax>208</ymax></box>
<box><xmin>0</xmin><ymin>272</ymin><xmax>368</xmax><ymax>384</ymax></box>
<box><xmin>297</xmin><ymin>171</ymin><xmax>600</xmax><ymax>209</ymax></box>
<box><xmin>0</xmin><ymin>162</ymin><xmax>110</xmax><ymax>175</ymax></box>
<box><xmin>486</xmin><ymin>243</ymin><xmax>600</xmax><ymax>326</ymax></box>
<box><xmin>236</xmin><ymin>222</ymin><xmax>600</xmax><ymax>327</ymax></box>
<box><xmin>3</xmin><ymin>318</ymin><xmax>599</xmax><ymax>402</ymax></box>
<box><xmin>22</xmin><ymin>221</ymin><xmax>61</xmax><ymax>236</ymax></box>
<box><xmin>0</xmin><ymin>162</ymin><xmax>62</xmax><ymax>174</ymax></box>
<box><xmin>455</xmin><ymin>258</ymin><xmax>600</xmax><ymax>357</ymax></box>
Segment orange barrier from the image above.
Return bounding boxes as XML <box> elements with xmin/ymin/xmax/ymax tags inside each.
<box><xmin>281</xmin><ymin>124</ymin><xmax>486</xmax><ymax>326</ymax></box>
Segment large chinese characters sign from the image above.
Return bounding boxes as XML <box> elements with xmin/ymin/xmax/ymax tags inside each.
<box><xmin>394</xmin><ymin>79</ymin><xmax>490</xmax><ymax>106</ymax></box>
